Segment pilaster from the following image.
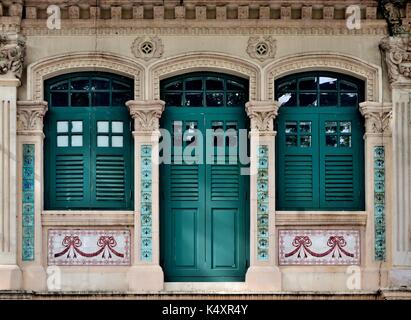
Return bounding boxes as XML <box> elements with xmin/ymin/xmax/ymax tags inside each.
<box><xmin>125</xmin><ymin>100</ymin><xmax>165</xmax><ymax>292</ymax></box>
<box><xmin>245</xmin><ymin>100</ymin><xmax>281</xmax><ymax>291</ymax></box>
<box><xmin>16</xmin><ymin>100</ymin><xmax>48</xmax><ymax>291</ymax></box>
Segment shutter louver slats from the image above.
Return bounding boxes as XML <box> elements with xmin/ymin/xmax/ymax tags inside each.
<box><xmin>95</xmin><ymin>155</ymin><xmax>126</xmax><ymax>202</ymax></box>
<box><xmin>55</xmin><ymin>154</ymin><xmax>84</xmax><ymax>201</ymax></box>
<box><xmin>211</xmin><ymin>165</ymin><xmax>239</xmax><ymax>201</ymax></box>
<box><xmin>284</xmin><ymin>155</ymin><xmax>313</xmax><ymax>203</ymax></box>
<box><xmin>170</xmin><ymin>165</ymin><xmax>199</xmax><ymax>201</ymax></box>
<box><xmin>324</xmin><ymin>155</ymin><xmax>354</xmax><ymax>202</ymax></box>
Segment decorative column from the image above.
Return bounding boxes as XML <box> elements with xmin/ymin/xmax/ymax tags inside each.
<box><xmin>16</xmin><ymin>101</ymin><xmax>48</xmax><ymax>291</ymax></box>
<box><xmin>126</xmin><ymin>100</ymin><xmax>165</xmax><ymax>292</ymax></box>
<box><xmin>380</xmin><ymin>35</ymin><xmax>411</xmax><ymax>287</ymax></box>
<box><xmin>245</xmin><ymin>100</ymin><xmax>281</xmax><ymax>291</ymax></box>
<box><xmin>0</xmin><ymin>33</ymin><xmax>25</xmax><ymax>290</ymax></box>
<box><xmin>359</xmin><ymin>101</ymin><xmax>392</xmax><ymax>289</ymax></box>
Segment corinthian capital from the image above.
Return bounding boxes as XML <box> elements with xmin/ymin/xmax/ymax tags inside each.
<box><xmin>17</xmin><ymin>101</ymin><xmax>48</xmax><ymax>134</ymax></box>
<box><xmin>245</xmin><ymin>100</ymin><xmax>279</xmax><ymax>132</ymax></box>
<box><xmin>0</xmin><ymin>33</ymin><xmax>25</xmax><ymax>80</ymax></box>
<box><xmin>126</xmin><ymin>100</ymin><xmax>165</xmax><ymax>132</ymax></box>
<box><xmin>359</xmin><ymin>101</ymin><xmax>393</xmax><ymax>136</ymax></box>
<box><xmin>379</xmin><ymin>36</ymin><xmax>411</xmax><ymax>84</ymax></box>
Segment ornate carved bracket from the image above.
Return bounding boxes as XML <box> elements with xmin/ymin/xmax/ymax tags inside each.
<box><xmin>17</xmin><ymin>100</ymin><xmax>48</xmax><ymax>134</ymax></box>
<box><xmin>380</xmin><ymin>36</ymin><xmax>411</xmax><ymax>84</ymax></box>
<box><xmin>0</xmin><ymin>33</ymin><xmax>25</xmax><ymax>79</ymax></box>
<box><xmin>359</xmin><ymin>101</ymin><xmax>393</xmax><ymax>136</ymax></box>
<box><xmin>126</xmin><ymin>100</ymin><xmax>165</xmax><ymax>132</ymax></box>
<box><xmin>245</xmin><ymin>100</ymin><xmax>279</xmax><ymax>132</ymax></box>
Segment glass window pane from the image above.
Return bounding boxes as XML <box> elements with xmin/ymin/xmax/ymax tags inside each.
<box><xmin>185</xmin><ymin>79</ymin><xmax>202</xmax><ymax>90</ymax></box>
<box><xmin>319</xmin><ymin>77</ymin><xmax>337</xmax><ymax>90</ymax></box>
<box><xmin>92</xmin><ymin>92</ymin><xmax>110</xmax><ymax>106</ymax></box>
<box><xmin>325</xmin><ymin>121</ymin><xmax>338</xmax><ymax>134</ymax></box>
<box><xmin>71</xmin><ymin>135</ymin><xmax>83</xmax><ymax>147</ymax></box>
<box><xmin>57</xmin><ymin>135</ymin><xmax>68</xmax><ymax>147</ymax></box>
<box><xmin>51</xmin><ymin>92</ymin><xmax>68</xmax><ymax>107</ymax></box>
<box><xmin>112</xmin><ymin>80</ymin><xmax>131</xmax><ymax>90</ymax></box>
<box><xmin>340</xmin><ymin>81</ymin><xmax>357</xmax><ymax>91</ymax></box>
<box><xmin>339</xmin><ymin>135</ymin><xmax>352</xmax><ymax>147</ymax></box>
<box><xmin>299</xmin><ymin>93</ymin><xmax>317</xmax><ymax>107</ymax></box>
<box><xmin>112</xmin><ymin>121</ymin><xmax>123</xmax><ymax>133</ymax></box>
<box><xmin>185</xmin><ymin>93</ymin><xmax>203</xmax><ymax>107</ymax></box>
<box><xmin>340</xmin><ymin>121</ymin><xmax>352</xmax><ymax>133</ymax></box>
<box><xmin>212</xmin><ymin>121</ymin><xmax>224</xmax><ymax>130</ymax></box>
<box><xmin>300</xmin><ymin>136</ymin><xmax>311</xmax><ymax>147</ymax></box>
<box><xmin>227</xmin><ymin>80</ymin><xmax>244</xmax><ymax>90</ymax></box>
<box><xmin>71</xmin><ymin>79</ymin><xmax>89</xmax><ymax>90</ymax></box>
<box><xmin>164</xmin><ymin>81</ymin><xmax>183</xmax><ymax>91</ymax></box>
<box><xmin>326</xmin><ymin>135</ymin><xmax>338</xmax><ymax>147</ymax></box>
<box><xmin>70</xmin><ymin>92</ymin><xmax>89</xmax><ymax>107</ymax></box>
<box><xmin>341</xmin><ymin>93</ymin><xmax>358</xmax><ymax>106</ymax></box>
<box><xmin>226</xmin><ymin>121</ymin><xmax>237</xmax><ymax>130</ymax></box>
<box><xmin>112</xmin><ymin>136</ymin><xmax>123</xmax><ymax>147</ymax></box>
<box><xmin>57</xmin><ymin>121</ymin><xmax>69</xmax><ymax>133</ymax></box>
<box><xmin>206</xmin><ymin>78</ymin><xmax>224</xmax><ymax>90</ymax></box>
<box><xmin>320</xmin><ymin>93</ymin><xmax>338</xmax><ymax>106</ymax></box>
<box><xmin>97</xmin><ymin>121</ymin><xmax>109</xmax><ymax>133</ymax></box>
<box><xmin>286</xmin><ymin>135</ymin><xmax>297</xmax><ymax>147</ymax></box>
<box><xmin>285</xmin><ymin>121</ymin><xmax>297</xmax><ymax>134</ymax></box>
<box><xmin>299</xmin><ymin>121</ymin><xmax>311</xmax><ymax>133</ymax></box>
<box><xmin>206</xmin><ymin>93</ymin><xmax>224</xmax><ymax>107</ymax></box>
<box><xmin>278</xmin><ymin>93</ymin><xmax>297</xmax><ymax>107</ymax></box>
<box><xmin>164</xmin><ymin>93</ymin><xmax>182</xmax><ymax>107</ymax></box>
<box><xmin>299</xmin><ymin>77</ymin><xmax>317</xmax><ymax>90</ymax></box>
<box><xmin>91</xmin><ymin>79</ymin><xmax>109</xmax><ymax>90</ymax></box>
<box><xmin>97</xmin><ymin>135</ymin><xmax>109</xmax><ymax>147</ymax></box>
<box><xmin>71</xmin><ymin>121</ymin><xmax>83</xmax><ymax>133</ymax></box>
<box><xmin>227</xmin><ymin>92</ymin><xmax>246</xmax><ymax>106</ymax></box>
<box><xmin>112</xmin><ymin>92</ymin><xmax>132</xmax><ymax>106</ymax></box>
<box><xmin>50</xmin><ymin>81</ymin><xmax>68</xmax><ymax>90</ymax></box>
<box><xmin>277</xmin><ymin>80</ymin><xmax>296</xmax><ymax>92</ymax></box>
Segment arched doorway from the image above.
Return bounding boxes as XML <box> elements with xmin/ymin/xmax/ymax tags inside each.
<box><xmin>160</xmin><ymin>72</ymin><xmax>250</xmax><ymax>281</ymax></box>
<box><xmin>44</xmin><ymin>72</ymin><xmax>134</xmax><ymax>210</ymax></box>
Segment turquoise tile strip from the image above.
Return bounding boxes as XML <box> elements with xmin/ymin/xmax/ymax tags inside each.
<box><xmin>141</xmin><ymin>145</ymin><xmax>152</xmax><ymax>262</ymax></box>
<box><xmin>22</xmin><ymin>144</ymin><xmax>35</xmax><ymax>261</ymax></box>
<box><xmin>374</xmin><ymin>146</ymin><xmax>386</xmax><ymax>261</ymax></box>
<box><xmin>257</xmin><ymin>145</ymin><xmax>269</xmax><ymax>261</ymax></box>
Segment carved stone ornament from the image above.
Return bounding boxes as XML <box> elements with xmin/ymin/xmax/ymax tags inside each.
<box><xmin>0</xmin><ymin>34</ymin><xmax>25</xmax><ymax>79</ymax></box>
<box><xmin>17</xmin><ymin>101</ymin><xmax>48</xmax><ymax>132</ymax></box>
<box><xmin>131</xmin><ymin>36</ymin><xmax>164</xmax><ymax>61</ymax></box>
<box><xmin>245</xmin><ymin>101</ymin><xmax>279</xmax><ymax>131</ymax></box>
<box><xmin>359</xmin><ymin>101</ymin><xmax>393</xmax><ymax>135</ymax></box>
<box><xmin>379</xmin><ymin>36</ymin><xmax>411</xmax><ymax>83</ymax></box>
<box><xmin>379</xmin><ymin>0</ymin><xmax>409</xmax><ymax>36</ymax></box>
<box><xmin>126</xmin><ymin>100</ymin><xmax>165</xmax><ymax>132</ymax></box>
<box><xmin>246</xmin><ymin>36</ymin><xmax>277</xmax><ymax>62</ymax></box>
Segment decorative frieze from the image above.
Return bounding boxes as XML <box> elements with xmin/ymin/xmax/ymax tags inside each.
<box><xmin>359</xmin><ymin>101</ymin><xmax>393</xmax><ymax>135</ymax></box>
<box><xmin>379</xmin><ymin>36</ymin><xmax>411</xmax><ymax>83</ymax></box>
<box><xmin>16</xmin><ymin>101</ymin><xmax>48</xmax><ymax>134</ymax></box>
<box><xmin>22</xmin><ymin>144</ymin><xmax>35</xmax><ymax>261</ymax></box>
<box><xmin>246</xmin><ymin>36</ymin><xmax>276</xmax><ymax>62</ymax></box>
<box><xmin>245</xmin><ymin>101</ymin><xmax>279</xmax><ymax>132</ymax></box>
<box><xmin>126</xmin><ymin>100</ymin><xmax>165</xmax><ymax>132</ymax></box>
<box><xmin>131</xmin><ymin>36</ymin><xmax>164</xmax><ymax>62</ymax></box>
<box><xmin>374</xmin><ymin>146</ymin><xmax>386</xmax><ymax>261</ymax></box>
<box><xmin>140</xmin><ymin>145</ymin><xmax>153</xmax><ymax>262</ymax></box>
<box><xmin>0</xmin><ymin>33</ymin><xmax>25</xmax><ymax>79</ymax></box>
<box><xmin>279</xmin><ymin>230</ymin><xmax>360</xmax><ymax>265</ymax></box>
<box><xmin>48</xmin><ymin>230</ymin><xmax>131</xmax><ymax>266</ymax></box>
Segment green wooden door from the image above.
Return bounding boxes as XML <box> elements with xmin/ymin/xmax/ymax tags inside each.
<box><xmin>160</xmin><ymin>73</ymin><xmax>249</xmax><ymax>281</ymax></box>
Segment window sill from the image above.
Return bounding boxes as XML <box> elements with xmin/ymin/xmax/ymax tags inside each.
<box><xmin>42</xmin><ymin>210</ymin><xmax>134</xmax><ymax>226</ymax></box>
<box><xmin>275</xmin><ymin>211</ymin><xmax>367</xmax><ymax>226</ymax></box>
